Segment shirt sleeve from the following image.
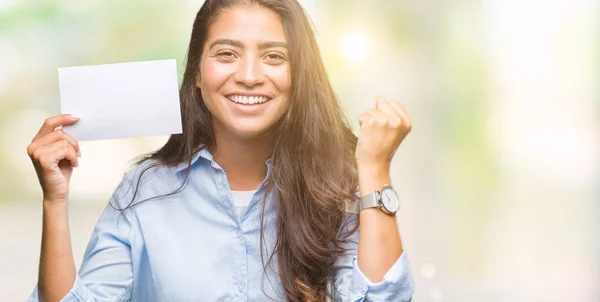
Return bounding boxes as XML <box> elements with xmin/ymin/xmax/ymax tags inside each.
<box><xmin>28</xmin><ymin>172</ymin><xmax>138</xmax><ymax>302</ymax></box>
<box><xmin>330</xmin><ymin>214</ymin><xmax>415</xmax><ymax>302</ymax></box>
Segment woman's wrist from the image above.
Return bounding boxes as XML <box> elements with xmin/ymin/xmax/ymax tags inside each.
<box><xmin>357</xmin><ymin>161</ymin><xmax>391</xmax><ymax>196</ymax></box>
<box><xmin>43</xmin><ymin>198</ymin><xmax>69</xmax><ymax>210</ymax></box>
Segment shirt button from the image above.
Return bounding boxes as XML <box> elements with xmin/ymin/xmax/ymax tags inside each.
<box><xmin>238</xmin><ymin>284</ymin><xmax>243</xmax><ymax>292</ymax></box>
<box><xmin>237</xmin><ymin>230</ymin><xmax>243</xmax><ymax>238</ymax></box>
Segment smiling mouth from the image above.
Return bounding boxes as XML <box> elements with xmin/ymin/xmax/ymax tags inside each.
<box><xmin>226</xmin><ymin>95</ymin><xmax>271</xmax><ymax>105</ymax></box>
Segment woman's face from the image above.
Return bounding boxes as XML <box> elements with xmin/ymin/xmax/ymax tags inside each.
<box><xmin>197</xmin><ymin>5</ymin><xmax>292</xmax><ymax>139</ymax></box>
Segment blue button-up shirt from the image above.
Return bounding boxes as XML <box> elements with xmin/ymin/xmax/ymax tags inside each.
<box><xmin>29</xmin><ymin>148</ymin><xmax>414</xmax><ymax>301</ymax></box>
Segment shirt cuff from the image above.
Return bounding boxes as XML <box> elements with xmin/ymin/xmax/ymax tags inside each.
<box><xmin>351</xmin><ymin>251</ymin><xmax>415</xmax><ymax>300</ymax></box>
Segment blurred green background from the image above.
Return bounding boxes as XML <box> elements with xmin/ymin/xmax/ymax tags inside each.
<box><xmin>1</xmin><ymin>0</ymin><xmax>598</xmax><ymax>301</ymax></box>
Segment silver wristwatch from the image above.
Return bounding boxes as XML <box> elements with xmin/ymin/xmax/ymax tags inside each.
<box><xmin>345</xmin><ymin>184</ymin><xmax>400</xmax><ymax>215</ymax></box>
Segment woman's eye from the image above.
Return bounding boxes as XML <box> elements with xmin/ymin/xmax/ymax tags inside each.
<box><xmin>265</xmin><ymin>52</ymin><xmax>286</xmax><ymax>61</ymax></box>
<box><xmin>217</xmin><ymin>51</ymin><xmax>237</xmax><ymax>59</ymax></box>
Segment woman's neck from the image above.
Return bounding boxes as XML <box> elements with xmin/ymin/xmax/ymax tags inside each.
<box><xmin>210</xmin><ymin>126</ymin><xmax>273</xmax><ymax>191</ymax></box>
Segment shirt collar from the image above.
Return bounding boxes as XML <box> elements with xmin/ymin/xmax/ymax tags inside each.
<box><xmin>174</xmin><ymin>145</ymin><xmax>273</xmax><ymax>173</ymax></box>
<box><xmin>174</xmin><ymin>146</ymin><xmax>211</xmax><ymax>173</ymax></box>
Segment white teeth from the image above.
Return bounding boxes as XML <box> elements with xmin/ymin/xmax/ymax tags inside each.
<box><xmin>227</xmin><ymin>95</ymin><xmax>269</xmax><ymax>105</ymax></box>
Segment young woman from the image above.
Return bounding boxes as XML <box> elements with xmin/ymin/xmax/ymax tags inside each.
<box><xmin>27</xmin><ymin>0</ymin><xmax>414</xmax><ymax>301</ymax></box>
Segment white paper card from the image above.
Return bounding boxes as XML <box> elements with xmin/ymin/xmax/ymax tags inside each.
<box><xmin>58</xmin><ymin>59</ymin><xmax>182</xmax><ymax>141</ymax></box>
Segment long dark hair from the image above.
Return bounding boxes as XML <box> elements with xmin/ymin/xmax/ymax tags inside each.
<box><xmin>118</xmin><ymin>0</ymin><xmax>359</xmax><ymax>300</ymax></box>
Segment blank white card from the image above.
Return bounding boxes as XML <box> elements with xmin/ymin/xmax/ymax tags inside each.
<box><xmin>58</xmin><ymin>59</ymin><xmax>182</xmax><ymax>141</ymax></box>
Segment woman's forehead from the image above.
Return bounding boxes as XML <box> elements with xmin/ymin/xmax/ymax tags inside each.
<box><xmin>207</xmin><ymin>5</ymin><xmax>287</xmax><ymax>46</ymax></box>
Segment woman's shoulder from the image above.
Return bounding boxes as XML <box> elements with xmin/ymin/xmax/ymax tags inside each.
<box><xmin>110</xmin><ymin>158</ymin><xmax>182</xmax><ymax>208</ymax></box>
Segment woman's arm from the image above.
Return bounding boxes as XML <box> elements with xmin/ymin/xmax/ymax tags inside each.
<box><xmin>28</xmin><ymin>114</ymin><xmax>134</xmax><ymax>302</ymax></box>
<box><xmin>28</xmin><ymin>174</ymin><xmax>137</xmax><ymax>302</ymax></box>
<box><xmin>38</xmin><ymin>201</ymin><xmax>77</xmax><ymax>302</ymax></box>
<box><xmin>354</xmin><ymin>96</ymin><xmax>412</xmax><ymax>282</ymax></box>
<box><xmin>27</xmin><ymin>114</ymin><xmax>81</xmax><ymax>301</ymax></box>
<box><xmin>356</xmin><ymin>167</ymin><xmax>402</xmax><ymax>283</ymax></box>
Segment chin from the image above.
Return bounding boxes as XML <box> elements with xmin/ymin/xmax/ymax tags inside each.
<box><xmin>227</xmin><ymin>123</ymin><xmax>276</xmax><ymax>140</ymax></box>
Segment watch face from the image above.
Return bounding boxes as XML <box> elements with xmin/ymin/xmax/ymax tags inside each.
<box><xmin>381</xmin><ymin>186</ymin><xmax>399</xmax><ymax>213</ymax></box>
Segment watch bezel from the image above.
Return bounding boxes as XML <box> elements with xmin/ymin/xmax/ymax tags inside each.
<box><xmin>379</xmin><ymin>185</ymin><xmax>399</xmax><ymax>214</ymax></box>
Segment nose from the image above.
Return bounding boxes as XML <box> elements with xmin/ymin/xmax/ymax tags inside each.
<box><xmin>234</xmin><ymin>55</ymin><xmax>265</xmax><ymax>87</ymax></box>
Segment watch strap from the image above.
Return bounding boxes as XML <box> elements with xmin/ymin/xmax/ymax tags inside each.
<box><xmin>344</xmin><ymin>191</ymin><xmax>379</xmax><ymax>214</ymax></box>
<box><xmin>359</xmin><ymin>192</ymin><xmax>379</xmax><ymax>211</ymax></box>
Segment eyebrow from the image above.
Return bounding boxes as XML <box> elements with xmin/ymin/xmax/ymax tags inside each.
<box><xmin>209</xmin><ymin>39</ymin><xmax>288</xmax><ymax>50</ymax></box>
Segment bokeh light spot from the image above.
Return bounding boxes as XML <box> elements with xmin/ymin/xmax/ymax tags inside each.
<box><xmin>420</xmin><ymin>262</ymin><xmax>437</xmax><ymax>279</ymax></box>
<box><xmin>338</xmin><ymin>29</ymin><xmax>370</xmax><ymax>64</ymax></box>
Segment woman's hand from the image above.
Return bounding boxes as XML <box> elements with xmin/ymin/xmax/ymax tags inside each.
<box><xmin>355</xmin><ymin>96</ymin><xmax>412</xmax><ymax>174</ymax></box>
<box><xmin>27</xmin><ymin>114</ymin><xmax>81</xmax><ymax>203</ymax></box>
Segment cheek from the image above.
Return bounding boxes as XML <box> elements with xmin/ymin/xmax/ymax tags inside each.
<box><xmin>200</xmin><ymin>60</ymin><xmax>232</xmax><ymax>92</ymax></box>
<box><xmin>269</xmin><ymin>67</ymin><xmax>292</xmax><ymax>96</ymax></box>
